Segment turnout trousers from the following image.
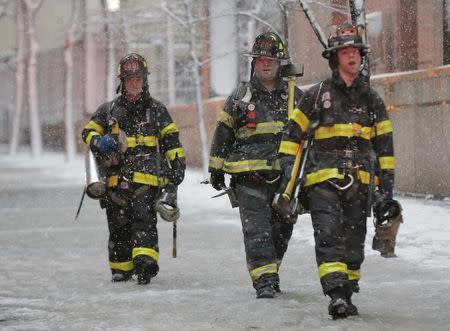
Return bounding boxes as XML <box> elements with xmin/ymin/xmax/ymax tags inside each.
<box><xmin>104</xmin><ymin>185</ymin><xmax>160</xmax><ymax>277</ymax></box>
<box><xmin>234</xmin><ymin>176</ymin><xmax>294</xmax><ymax>290</ymax></box>
<box><xmin>308</xmin><ymin>181</ymin><xmax>368</xmax><ymax>294</ymax></box>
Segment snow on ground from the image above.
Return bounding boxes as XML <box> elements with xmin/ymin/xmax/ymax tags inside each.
<box><xmin>1</xmin><ymin>151</ymin><xmax>450</xmax><ymax>330</ymax></box>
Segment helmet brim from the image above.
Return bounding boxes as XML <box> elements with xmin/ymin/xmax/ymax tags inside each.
<box><xmin>118</xmin><ymin>71</ymin><xmax>149</xmax><ymax>79</ymax></box>
<box><xmin>322</xmin><ymin>43</ymin><xmax>368</xmax><ymax>59</ymax></box>
<box><xmin>244</xmin><ymin>52</ymin><xmax>290</xmax><ymax>61</ymax></box>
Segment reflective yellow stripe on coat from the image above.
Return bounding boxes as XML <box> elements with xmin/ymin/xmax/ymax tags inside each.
<box><xmin>223</xmin><ymin>159</ymin><xmax>279</xmax><ymax>173</ymax></box>
<box><xmin>314</xmin><ymin>123</ymin><xmax>372</xmax><ymax>140</ymax></box>
<box><xmin>304</xmin><ymin>168</ymin><xmax>379</xmax><ymax>187</ymax></box>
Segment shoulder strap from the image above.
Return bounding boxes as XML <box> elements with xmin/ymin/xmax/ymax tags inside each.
<box><xmin>105</xmin><ymin>100</ymin><xmax>116</xmax><ymax>134</ymax></box>
<box><xmin>309</xmin><ymin>80</ymin><xmax>325</xmax><ymax>130</ymax></box>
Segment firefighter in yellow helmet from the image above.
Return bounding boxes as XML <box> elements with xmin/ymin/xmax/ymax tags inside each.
<box><xmin>278</xmin><ymin>23</ymin><xmax>395</xmax><ymax>318</ymax></box>
<box><xmin>81</xmin><ymin>53</ymin><xmax>185</xmax><ymax>285</ymax></box>
<box><xmin>208</xmin><ymin>32</ymin><xmax>303</xmax><ymax>298</ymax></box>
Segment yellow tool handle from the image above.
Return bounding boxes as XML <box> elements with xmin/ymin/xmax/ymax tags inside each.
<box><xmin>282</xmin><ymin>143</ymin><xmax>304</xmax><ymax>201</ymax></box>
<box><xmin>281</xmin><ymin>74</ymin><xmax>300</xmax><ymax>201</ymax></box>
<box><xmin>287</xmin><ymin>77</ymin><xmax>295</xmax><ymax>118</ymax></box>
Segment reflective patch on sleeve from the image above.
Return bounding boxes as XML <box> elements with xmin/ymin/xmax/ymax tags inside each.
<box><xmin>161</xmin><ymin>123</ymin><xmax>179</xmax><ymax>138</ymax></box>
<box><xmin>86</xmin><ymin>131</ymin><xmax>100</xmax><ymax>145</ymax></box>
<box><xmin>85</xmin><ymin>120</ymin><xmax>105</xmax><ymax>135</ymax></box>
<box><xmin>375</xmin><ymin>120</ymin><xmax>393</xmax><ymax>136</ymax></box>
<box><xmin>217</xmin><ymin>111</ymin><xmax>235</xmax><ymax>129</ymax></box>
<box><xmin>166</xmin><ymin>147</ymin><xmax>185</xmax><ymax>160</ymax></box>
<box><xmin>379</xmin><ymin>156</ymin><xmax>395</xmax><ymax>169</ymax></box>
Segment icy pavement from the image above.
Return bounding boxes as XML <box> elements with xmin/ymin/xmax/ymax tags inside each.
<box><xmin>1</xmin><ymin>151</ymin><xmax>450</xmax><ymax>331</ymax></box>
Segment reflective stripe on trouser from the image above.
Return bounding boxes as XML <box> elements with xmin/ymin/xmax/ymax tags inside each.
<box><xmin>106</xmin><ymin>187</ymin><xmax>160</xmax><ymax>273</ymax></box>
<box><xmin>234</xmin><ymin>179</ymin><xmax>294</xmax><ymax>288</ymax></box>
<box><xmin>308</xmin><ymin>181</ymin><xmax>367</xmax><ymax>294</ymax></box>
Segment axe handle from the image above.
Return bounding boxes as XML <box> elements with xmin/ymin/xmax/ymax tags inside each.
<box><xmin>287</xmin><ymin>77</ymin><xmax>295</xmax><ymax>117</ymax></box>
<box><xmin>282</xmin><ymin>143</ymin><xmax>305</xmax><ymax>200</ymax></box>
<box><xmin>172</xmin><ymin>220</ymin><xmax>177</xmax><ymax>258</ymax></box>
<box><xmin>282</xmin><ymin>74</ymin><xmax>300</xmax><ymax>200</ymax></box>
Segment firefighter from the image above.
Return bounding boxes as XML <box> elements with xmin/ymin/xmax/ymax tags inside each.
<box><xmin>278</xmin><ymin>23</ymin><xmax>395</xmax><ymax>318</ymax></box>
<box><xmin>81</xmin><ymin>53</ymin><xmax>185</xmax><ymax>285</ymax></box>
<box><xmin>208</xmin><ymin>32</ymin><xmax>303</xmax><ymax>298</ymax></box>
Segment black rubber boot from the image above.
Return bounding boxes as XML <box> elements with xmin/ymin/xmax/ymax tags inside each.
<box><xmin>345</xmin><ymin>281</ymin><xmax>359</xmax><ymax>316</ymax></box>
<box><xmin>327</xmin><ymin>287</ymin><xmax>348</xmax><ymax>319</ymax></box>
<box><xmin>273</xmin><ymin>274</ymin><xmax>281</xmax><ymax>293</ymax></box>
<box><xmin>256</xmin><ymin>285</ymin><xmax>275</xmax><ymax>299</ymax></box>
<box><xmin>111</xmin><ymin>270</ymin><xmax>133</xmax><ymax>282</ymax></box>
<box><xmin>273</xmin><ymin>282</ymin><xmax>281</xmax><ymax>293</ymax></box>
<box><xmin>254</xmin><ymin>274</ymin><xmax>277</xmax><ymax>299</ymax></box>
<box><xmin>346</xmin><ymin>296</ymin><xmax>359</xmax><ymax>316</ymax></box>
<box><xmin>134</xmin><ymin>256</ymin><xmax>159</xmax><ymax>285</ymax></box>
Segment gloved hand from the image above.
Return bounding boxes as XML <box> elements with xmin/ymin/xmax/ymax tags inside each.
<box><xmin>379</xmin><ymin>170</ymin><xmax>394</xmax><ymax>199</ymax></box>
<box><xmin>163</xmin><ymin>157</ymin><xmax>186</xmax><ymax>186</ymax></box>
<box><xmin>90</xmin><ymin>134</ymin><xmax>119</xmax><ymax>156</ymax></box>
<box><xmin>210</xmin><ymin>171</ymin><xmax>225</xmax><ymax>191</ymax></box>
<box><xmin>378</xmin><ymin>181</ymin><xmax>393</xmax><ymax>200</ymax></box>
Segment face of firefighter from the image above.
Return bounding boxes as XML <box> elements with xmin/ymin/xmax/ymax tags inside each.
<box><xmin>337</xmin><ymin>46</ymin><xmax>362</xmax><ymax>82</ymax></box>
<box><xmin>123</xmin><ymin>76</ymin><xmax>144</xmax><ymax>101</ymax></box>
<box><xmin>254</xmin><ymin>57</ymin><xmax>279</xmax><ymax>88</ymax></box>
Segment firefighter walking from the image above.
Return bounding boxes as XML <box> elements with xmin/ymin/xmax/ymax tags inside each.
<box><xmin>208</xmin><ymin>32</ymin><xmax>303</xmax><ymax>299</ymax></box>
<box><xmin>278</xmin><ymin>23</ymin><xmax>395</xmax><ymax>318</ymax></box>
<box><xmin>81</xmin><ymin>53</ymin><xmax>185</xmax><ymax>285</ymax></box>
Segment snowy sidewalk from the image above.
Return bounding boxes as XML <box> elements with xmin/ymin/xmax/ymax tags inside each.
<box><xmin>1</xmin><ymin>151</ymin><xmax>450</xmax><ymax>330</ymax></box>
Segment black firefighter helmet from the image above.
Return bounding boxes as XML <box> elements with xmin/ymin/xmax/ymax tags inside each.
<box><xmin>117</xmin><ymin>53</ymin><xmax>149</xmax><ymax>78</ymax></box>
<box><xmin>247</xmin><ymin>32</ymin><xmax>288</xmax><ymax>77</ymax></box>
<box><xmin>322</xmin><ymin>23</ymin><xmax>368</xmax><ymax>69</ymax></box>
<box><xmin>248</xmin><ymin>32</ymin><xmax>288</xmax><ymax>60</ymax></box>
<box><xmin>116</xmin><ymin>53</ymin><xmax>150</xmax><ymax>94</ymax></box>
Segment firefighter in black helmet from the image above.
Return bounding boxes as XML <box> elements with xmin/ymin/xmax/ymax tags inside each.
<box><xmin>208</xmin><ymin>32</ymin><xmax>303</xmax><ymax>298</ymax></box>
<box><xmin>279</xmin><ymin>23</ymin><xmax>395</xmax><ymax>318</ymax></box>
<box><xmin>81</xmin><ymin>53</ymin><xmax>186</xmax><ymax>285</ymax></box>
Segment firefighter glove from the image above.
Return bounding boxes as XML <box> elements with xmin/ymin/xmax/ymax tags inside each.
<box><xmin>163</xmin><ymin>157</ymin><xmax>185</xmax><ymax>186</ymax></box>
<box><xmin>378</xmin><ymin>180</ymin><xmax>393</xmax><ymax>200</ymax></box>
<box><xmin>379</xmin><ymin>170</ymin><xmax>394</xmax><ymax>199</ymax></box>
<box><xmin>90</xmin><ymin>134</ymin><xmax>119</xmax><ymax>156</ymax></box>
<box><xmin>210</xmin><ymin>171</ymin><xmax>225</xmax><ymax>191</ymax></box>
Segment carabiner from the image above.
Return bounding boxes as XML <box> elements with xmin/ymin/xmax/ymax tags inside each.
<box><xmin>327</xmin><ymin>174</ymin><xmax>354</xmax><ymax>191</ymax></box>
